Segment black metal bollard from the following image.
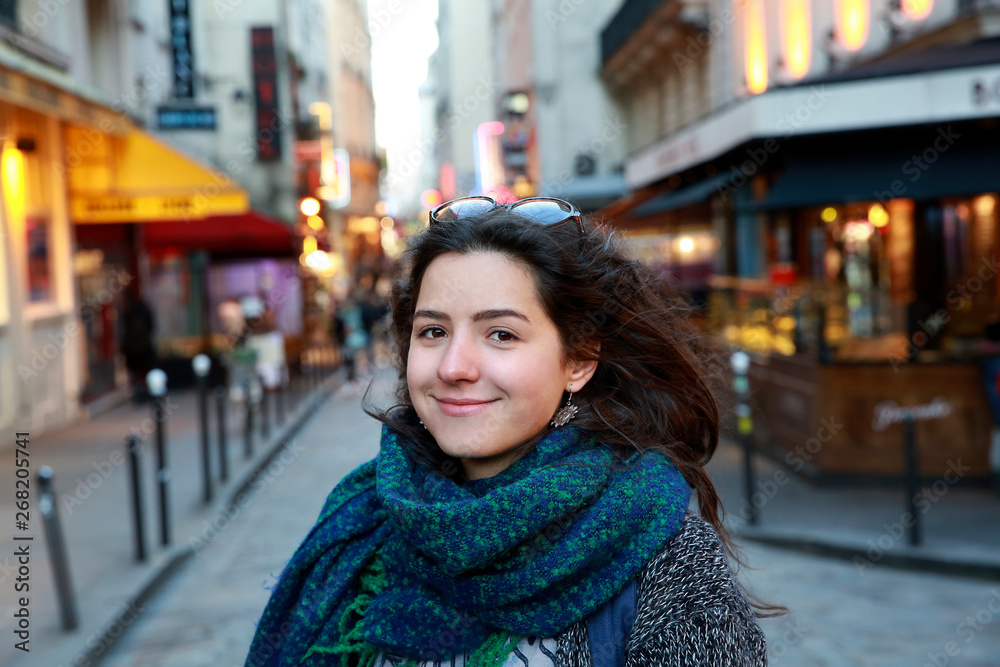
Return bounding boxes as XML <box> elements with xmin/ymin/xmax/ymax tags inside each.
<box><xmin>738</xmin><ymin>406</ymin><xmax>758</xmax><ymax>526</ymax></box>
<box><xmin>125</xmin><ymin>435</ymin><xmax>147</xmax><ymax>562</ymax></box>
<box><xmin>903</xmin><ymin>415</ymin><xmax>922</xmax><ymax>546</ymax></box>
<box><xmin>196</xmin><ymin>373</ymin><xmax>213</xmax><ymax>504</ymax></box>
<box><xmin>276</xmin><ymin>378</ymin><xmax>285</xmax><ymax>426</ymax></box>
<box><xmin>732</xmin><ymin>351</ymin><xmax>757</xmax><ymax>526</ymax></box>
<box><xmin>244</xmin><ymin>381</ymin><xmax>256</xmax><ymax>459</ymax></box>
<box><xmin>215</xmin><ymin>386</ymin><xmax>229</xmax><ymax>483</ymax></box>
<box><xmin>37</xmin><ymin>467</ymin><xmax>79</xmax><ymax>630</ymax></box>
<box><xmin>260</xmin><ymin>381</ymin><xmax>272</xmax><ymax>441</ymax></box>
<box><xmin>153</xmin><ymin>395</ymin><xmax>171</xmax><ymax>546</ymax></box>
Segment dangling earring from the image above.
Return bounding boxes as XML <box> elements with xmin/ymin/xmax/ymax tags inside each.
<box><xmin>550</xmin><ymin>386</ymin><xmax>579</xmax><ymax>428</ymax></box>
<box><xmin>418</xmin><ymin>418</ymin><xmax>427</xmax><ymax>430</ymax></box>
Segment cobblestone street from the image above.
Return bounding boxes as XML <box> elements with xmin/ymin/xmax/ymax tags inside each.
<box><xmin>95</xmin><ymin>378</ymin><xmax>1000</xmax><ymax>667</ymax></box>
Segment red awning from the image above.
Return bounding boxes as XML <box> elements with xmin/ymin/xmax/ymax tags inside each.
<box><xmin>143</xmin><ymin>210</ymin><xmax>299</xmax><ymax>256</ymax></box>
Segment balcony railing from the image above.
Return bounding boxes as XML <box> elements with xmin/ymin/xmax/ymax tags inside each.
<box><xmin>601</xmin><ymin>0</ymin><xmax>670</xmax><ymax>66</ymax></box>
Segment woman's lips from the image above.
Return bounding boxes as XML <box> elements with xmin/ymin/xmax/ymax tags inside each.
<box><xmin>434</xmin><ymin>398</ymin><xmax>496</xmax><ymax>417</ymax></box>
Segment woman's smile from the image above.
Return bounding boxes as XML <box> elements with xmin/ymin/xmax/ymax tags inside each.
<box><xmin>434</xmin><ymin>397</ymin><xmax>499</xmax><ymax>417</ymax></box>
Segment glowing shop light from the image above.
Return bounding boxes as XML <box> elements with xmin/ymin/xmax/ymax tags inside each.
<box><xmin>901</xmin><ymin>0</ymin><xmax>933</xmax><ymax>20</ymax></box>
<box><xmin>836</xmin><ymin>0</ymin><xmax>869</xmax><ymax>51</ymax></box>
<box><xmin>303</xmin><ymin>236</ymin><xmax>317</xmax><ymax>255</ymax></box>
<box><xmin>475</xmin><ymin>121</ymin><xmax>506</xmax><ymax>194</ymax></box>
<box><xmin>421</xmin><ymin>189</ymin><xmax>443</xmax><ymax>210</ymax></box>
<box><xmin>300</xmin><ymin>197</ymin><xmax>321</xmax><ymax>217</ymax></box>
<box><xmin>782</xmin><ymin>0</ymin><xmax>812</xmax><ymax>79</ymax></box>
<box><xmin>304</xmin><ymin>251</ymin><xmax>333</xmax><ymax>271</ymax></box>
<box><xmin>744</xmin><ymin>0</ymin><xmax>768</xmax><ymax>94</ymax></box>
<box><xmin>868</xmin><ymin>203</ymin><xmax>889</xmax><ymax>228</ymax></box>
<box><xmin>678</xmin><ymin>237</ymin><xmax>695</xmax><ymax>253</ymax></box>
<box><xmin>821</xmin><ymin>207</ymin><xmax>838</xmax><ymax>223</ymax></box>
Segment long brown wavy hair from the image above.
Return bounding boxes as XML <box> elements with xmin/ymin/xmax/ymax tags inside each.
<box><xmin>362</xmin><ymin>208</ymin><xmax>780</xmax><ymax>615</ymax></box>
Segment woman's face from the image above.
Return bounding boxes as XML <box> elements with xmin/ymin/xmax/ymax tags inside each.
<box><xmin>407</xmin><ymin>251</ymin><xmax>597</xmax><ymax>480</ymax></box>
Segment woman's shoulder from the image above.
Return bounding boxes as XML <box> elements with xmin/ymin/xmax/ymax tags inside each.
<box><xmin>627</xmin><ymin>511</ymin><xmax>766</xmax><ymax>664</ymax></box>
<box><xmin>637</xmin><ymin>510</ymin><xmax>743</xmax><ymax>607</ymax></box>
<box><xmin>554</xmin><ymin>512</ymin><xmax>767</xmax><ymax>666</ymax></box>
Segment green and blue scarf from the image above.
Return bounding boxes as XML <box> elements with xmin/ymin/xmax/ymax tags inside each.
<box><xmin>245</xmin><ymin>423</ymin><xmax>691</xmax><ymax>666</ymax></box>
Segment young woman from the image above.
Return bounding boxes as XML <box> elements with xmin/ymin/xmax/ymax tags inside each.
<box><xmin>245</xmin><ymin>197</ymin><xmax>769</xmax><ymax>666</ymax></box>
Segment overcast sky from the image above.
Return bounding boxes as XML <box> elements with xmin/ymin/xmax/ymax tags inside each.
<box><xmin>368</xmin><ymin>0</ymin><xmax>439</xmax><ymax>216</ymax></box>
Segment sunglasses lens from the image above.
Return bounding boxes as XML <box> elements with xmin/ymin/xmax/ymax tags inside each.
<box><xmin>433</xmin><ymin>198</ymin><xmax>495</xmax><ymax>222</ymax></box>
<box><xmin>509</xmin><ymin>199</ymin><xmax>577</xmax><ymax>225</ymax></box>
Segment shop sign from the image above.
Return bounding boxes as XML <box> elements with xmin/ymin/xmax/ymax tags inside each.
<box><xmin>71</xmin><ymin>193</ymin><xmax>240</xmax><ymax>223</ymax></box>
<box><xmin>170</xmin><ymin>0</ymin><xmax>195</xmax><ymax>98</ymax></box>
<box><xmin>871</xmin><ymin>396</ymin><xmax>952</xmax><ymax>432</ymax></box>
<box><xmin>251</xmin><ymin>26</ymin><xmax>282</xmax><ymax>161</ymax></box>
<box><xmin>294</xmin><ymin>140</ymin><xmax>322</xmax><ymax>162</ymax></box>
<box><xmin>157</xmin><ymin>106</ymin><xmax>217</xmax><ymax>130</ymax></box>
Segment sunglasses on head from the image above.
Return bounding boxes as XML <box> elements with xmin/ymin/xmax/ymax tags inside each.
<box><xmin>430</xmin><ymin>196</ymin><xmax>582</xmax><ymax>230</ymax></box>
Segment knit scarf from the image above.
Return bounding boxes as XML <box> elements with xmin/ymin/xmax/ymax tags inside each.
<box><xmin>245</xmin><ymin>423</ymin><xmax>692</xmax><ymax>666</ymax></box>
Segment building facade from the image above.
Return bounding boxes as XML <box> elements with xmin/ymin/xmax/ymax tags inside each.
<box><xmin>422</xmin><ymin>0</ymin><xmax>629</xmax><ymax>211</ymax></box>
<box><xmin>600</xmin><ymin>0</ymin><xmax>1000</xmax><ymax>482</ymax></box>
<box><xmin>1</xmin><ymin>0</ymin><xmax>379</xmax><ymax>436</ymax></box>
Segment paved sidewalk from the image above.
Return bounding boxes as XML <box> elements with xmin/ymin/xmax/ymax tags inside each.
<box><xmin>0</xmin><ymin>368</ymin><xmax>342</xmax><ymax>667</ymax></box>
<box><xmin>708</xmin><ymin>438</ymin><xmax>1000</xmax><ymax>581</ymax></box>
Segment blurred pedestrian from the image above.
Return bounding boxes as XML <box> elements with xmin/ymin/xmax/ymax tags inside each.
<box><xmin>121</xmin><ymin>285</ymin><xmax>156</xmax><ymax>403</ymax></box>
<box><xmin>358</xmin><ymin>284</ymin><xmax>387</xmax><ymax>370</ymax></box>
<box><xmin>246</xmin><ymin>308</ymin><xmax>286</xmax><ymax>391</ymax></box>
<box><xmin>336</xmin><ymin>294</ymin><xmax>369</xmax><ymax>385</ymax></box>
<box><xmin>246</xmin><ymin>197</ymin><xmax>772</xmax><ymax>666</ymax></box>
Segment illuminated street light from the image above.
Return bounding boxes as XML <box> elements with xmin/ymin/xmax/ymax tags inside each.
<box><xmin>299</xmin><ymin>197</ymin><xmax>321</xmax><ymax>217</ymax></box>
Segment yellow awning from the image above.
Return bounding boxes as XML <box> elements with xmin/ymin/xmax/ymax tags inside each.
<box><xmin>68</xmin><ymin>127</ymin><xmax>249</xmax><ymax>223</ymax></box>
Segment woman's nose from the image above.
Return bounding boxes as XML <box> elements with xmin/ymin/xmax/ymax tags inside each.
<box><xmin>437</xmin><ymin>331</ymin><xmax>479</xmax><ymax>383</ymax></box>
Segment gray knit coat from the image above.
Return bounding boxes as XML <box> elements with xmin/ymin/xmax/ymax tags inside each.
<box><xmin>554</xmin><ymin>512</ymin><xmax>768</xmax><ymax>666</ymax></box>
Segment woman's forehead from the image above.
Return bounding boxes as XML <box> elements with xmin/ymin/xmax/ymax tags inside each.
<box><xmin>415</xmin><ymin>253</ymin><xmax>542</xmax><ymax>320</ymax></box>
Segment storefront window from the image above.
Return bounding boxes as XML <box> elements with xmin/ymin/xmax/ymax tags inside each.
<box><xmin>711</xmin><ymin>193</ymin><xmax>1000</xmax><ymax>363</ymax></box>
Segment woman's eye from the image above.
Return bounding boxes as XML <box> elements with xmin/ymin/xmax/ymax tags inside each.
<box><xmin>416</xmin><ymin>326</ymin><xmax>445</xmax><ymax>339</ymax></box>
<box><xmin>490</xmin><ymin>330</ymin><xmax>518</xmax><ymax>343</ymax></box>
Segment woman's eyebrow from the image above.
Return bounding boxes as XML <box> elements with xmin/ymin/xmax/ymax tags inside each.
<box><xmin>413</xmin><ymin>308</ymin><xmax>532</xmax><ymax>324</ymax></box>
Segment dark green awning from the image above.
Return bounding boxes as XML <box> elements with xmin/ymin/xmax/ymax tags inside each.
<box><xmin>630</xmin><ymin>173</ymin><xmax>734</xmax><ymax>217</ymax></box>
<box><xmin>755</xmin><ymin>140</ymin><xmax>1000</xmax><ymax>210</ymax></box>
